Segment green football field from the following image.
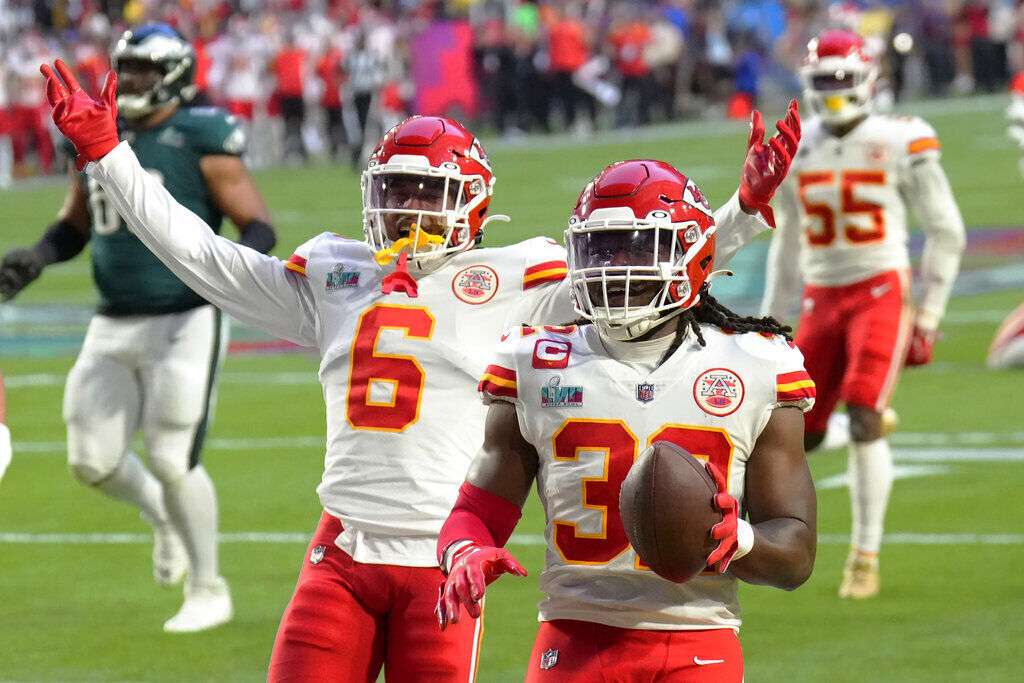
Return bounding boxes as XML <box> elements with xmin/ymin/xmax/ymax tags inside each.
<box><xmin>1</xmin><ymin>97</ymin><xmax>1023</xmax><ymax>682</ymax></box>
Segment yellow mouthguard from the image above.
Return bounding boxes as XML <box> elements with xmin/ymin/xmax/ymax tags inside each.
<box><xmin>373</xmin><ymin>228</ymin><xmax>445</xmax><ymax>265</ymax></box>
<box><xmin>824</xmin><ymin>95</ymin><xmax>848</xmax><ymax>112</ymax></box>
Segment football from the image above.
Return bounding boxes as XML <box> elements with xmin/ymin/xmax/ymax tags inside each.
<box><xmin>619</xmin><ymin>441</ymin><xmax>723</xmax><ymax>583</ymax></box>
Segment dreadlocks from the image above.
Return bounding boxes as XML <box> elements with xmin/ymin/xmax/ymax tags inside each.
<box><xmin>681</xmin><ymin>284</ymin><xmax>793</xmax><ymax>347</ymax></box>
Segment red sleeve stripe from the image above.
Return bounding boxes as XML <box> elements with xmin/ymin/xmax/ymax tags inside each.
<box><xmin>777</xmin><ymin>370</ymin><xmax>811</xmax><ymax>385</ymax></box>
<box><xmin>481</xmin><ymin>364</ymin><xmax>516</xmax><ymax>382</ymax></box>
<box><xmin>777</xmin><ymin>370</ymin><xmax>814</xmax><ymax>402</ymax></box>
<box><xmin>908</xmin><ymin>137</ymin><xmax>940</xmax><ymax>154</ymax></box>
<box><xmin>286</xmin><ymin>253</ymin><xmax>308</xmax><ymax>277</ymax></box>
<box><xmin>523</xmin><ymin>260</ymin><xmax>568</xmax><ymax>290</ymax></box>
<box><xmin>777</xmin><ymin>383</ymin><xmax>816</xmax><ymax>402</ymax></box>
<box><xmin>478</xmin><ymin>378</ymin><xmax>518</xmax><ymax>398</ymax></box>
<box><xmin>478</xmin><ymin>364</ymin><xmax>518</xmax><ymax>397</ymax></box>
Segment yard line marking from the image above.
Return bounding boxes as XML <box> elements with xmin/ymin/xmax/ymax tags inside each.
<box><xmin>814</xmin><ymin>464</ymin><xmax>951</xmax><ymax>491</ymax></box>
<box><xmin>12</xmin><ymin>436</ymin><xmax>325</xmax><ymax>453</ymax></box>
<box><xmin>1</xmin><ymin>531</ymin><xmax>1020</xmax><ymax>545</ymax></box>
<box><xmin>5</xmin><ymin>371</ymin><xmax>318</xmax><ymax>388</ymax></box>
<box><xmin>892</xmin><ymin>431</ymin><xmax>1024</xmax><ymax>446</ymax></box>
<box><xmin>943</xmin><ymin>309</ymin><xmax>1018</xmax><ymax>324</ymax></box>
<box><xmin>892</xmin><ymin>448</ymin><xmax>1024</xmax><ymax>462</ymax></box>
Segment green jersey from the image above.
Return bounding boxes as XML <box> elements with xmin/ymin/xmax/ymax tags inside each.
<box><xmin>81</xmin><ymin>106</ymin><xmax>245</xmax><ymax>316</ymax></box>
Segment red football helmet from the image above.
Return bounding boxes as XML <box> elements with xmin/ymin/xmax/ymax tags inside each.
<box><xmin>362</xmin><ymin>116</ymin><xmax>498</xmax><ymax>266</ymax></box>
<box><xmin>565</xmin><ymin>160</ymin><xmax>717</xmax><ymax>340</ymax></box>
<box><xmin>800</xmin><ymin>29</ymin><xmax>877</xmax><ymax>125</ymax></box>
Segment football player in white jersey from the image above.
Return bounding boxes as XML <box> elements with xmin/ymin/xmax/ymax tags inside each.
<box><xmin>41</xmin><ymin>57</ymin><xmax>800</xmax><ymax>680</ymax></box>
<box><xmin>761</xmin><ymin>30</ymin><xmax>966</xmax><ymax>599</ymax></box>
<box><xmin>437</xmin><ymin>160</ymin><xmax>817</xmax><ymax>682</ymax></box>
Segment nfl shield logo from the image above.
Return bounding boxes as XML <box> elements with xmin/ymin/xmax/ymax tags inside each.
<box><xmin>636</xmin><ymin>382</ymin><xmax>655</xmax><ymax>404</ymax></box>
<box><xmin>310</xmin><ymin>545</ymin><xmax>327</xmax><ymax>565</ymax></box>
<box><xmin>540</xmin><ymin>648</ymin><xmax>559</xmax><ymax>670</ymax></box>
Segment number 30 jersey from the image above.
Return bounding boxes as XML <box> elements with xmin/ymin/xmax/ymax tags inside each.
<box><xmin>480</xmin><ymin>324</ymin><xmax>815</xmax><ymax>631</ymax></box>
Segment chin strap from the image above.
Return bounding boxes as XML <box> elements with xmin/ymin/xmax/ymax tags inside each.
<box><xmin>705</xmin><ymin>269</ymin><xmax>733</xmax><ymax>285</ymax></box>
<box><xmin>479</xmin><ymin>213</ymin><xmax>511</xmax><ymax>231</ymax></box>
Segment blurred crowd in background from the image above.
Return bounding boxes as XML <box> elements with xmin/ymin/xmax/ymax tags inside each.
<box><xmin>2</xmin><ymin>0</ymin><xmax>1024</xmax><ymax>183</ymax></box>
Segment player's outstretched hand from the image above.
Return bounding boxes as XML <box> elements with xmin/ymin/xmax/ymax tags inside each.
<box><xmin>0</xmin><ymin>248</ymin><xmax>44</xmax><ymax>302</ymax></box>
<box><xmin>906</xmin><ymin>325</ymin><xmax>937</xmax><ymax>366</ymax></box>
<box><xmin>704</xmin><ymin>461</ymin><xmax>740</xmax><ymax>573</ymax></box>
<box><xmin>435</xmin><ymin>543</ymin><xmax>526</xmax><ymax>631</ymax></box>
<box><xmin>738</xmin><ymin>99</ymin><xmax>801</xmax><ymax>228</ymax></box>
<box><xmin>40</xmin><ymin>60</ymin><xmax>119</xmax><ymax>171</ymax></box>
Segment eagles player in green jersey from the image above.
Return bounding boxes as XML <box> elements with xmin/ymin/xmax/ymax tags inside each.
<box><xmin>0</xmin><ymin>24</ymin><xmax>276</xmax><ymax>632</ymax></box>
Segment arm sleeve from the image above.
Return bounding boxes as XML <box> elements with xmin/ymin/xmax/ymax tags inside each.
<box><xmin>87</xmin><ymin>142</ymin><xmax>319</xmax><ymax>347</ymax></box>
<box><xmin>712</xmin><ymin>189</ymin><xmax>771</xmax><ymax>268</ymax></box>
<box><xmin>900</xmin><ymin>155</ymin><xmax>966</xmax><ymax>330</ymax></box>
<box><xmin>772</xmin><ymin>343</ymin><xmax>816</xmax><ymax>412</ymax></box>
<box><xmin>760</xmin><ymin>180</ymin><xmax>803</xmax><ymax>319</ymax></box>
<box><xmin>479</xmin><ymin>330</ymin><xmax>522</xmax><ymax>407</ymax></box>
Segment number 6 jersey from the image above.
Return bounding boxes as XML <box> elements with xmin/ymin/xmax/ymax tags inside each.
<box><xmin>480</xmin><ymin>323</ymin><xmax>815</xmax><ymax>631</ymax></box>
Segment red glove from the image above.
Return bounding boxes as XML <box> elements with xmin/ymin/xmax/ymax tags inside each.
<box><xmin>435</xmin><ymin>543</ymin><xmax>526</xmax><ymax>631</ymax></box>
<box><xmin>40</xmin><ymin>60</ymin><xmax>119</xmax><ymax>171</ymax></box>
<box><xmin>906</xmin><ymin>325</ymin><xmax>937</xmax><ymax>366</ymax></box>
<box><xmin>738</xmin><ymin>99</ymin><xmax>801</xmax><ymax>228</ymax></box>
<box><xmin>704</xmin><ymin>461</ymin><xmax>740</xmax><ymax>573</ymax></box>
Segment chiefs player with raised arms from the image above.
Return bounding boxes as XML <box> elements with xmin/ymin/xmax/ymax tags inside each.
<box><xmin>436</xmin><ymin>160</ymin><xmax>817</xmax><ymax>681</ymax></box>
<box><xmin>39</xmin><ymin>57</ymin><xmax>798</xmax><ymax>681</ymax></box>
<box><xmin>761</xmin><ymin>30</ymin><xmax>965</xmax><ymax>599</ymax></box>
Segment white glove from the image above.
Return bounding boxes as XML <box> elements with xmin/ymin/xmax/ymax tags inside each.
<box><xmin>0</xmin><ymin>423</ymin><xmax>10</xmax><ymax>484</ymax></box>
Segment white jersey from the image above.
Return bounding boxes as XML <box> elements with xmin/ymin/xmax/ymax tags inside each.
<box><xmin>86</xmin><ymin>142</ymin><xmax>767</xmax><ymax>567</ymax></box>
<box><xmin>763</xmin><ymin>114</ymin><xmax>965</xmax><ymax>329</ymax></box>
<box><xmin>480</xmin><ymin>324</ymin><xmax>814</xmax><ymax>631</ymax></box>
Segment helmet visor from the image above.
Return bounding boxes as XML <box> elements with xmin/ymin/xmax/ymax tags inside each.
<box><xmin>811</xmin><ymin>72</ymin><xmax>854</xmax><ymax>91</ymax></box>
<box><xmin>571</xmin><ymin>226</ymin><xmax>677</xmax><ymax>310</ymax></box>
<box><xmin>367</xmin><ymin>172</ymin><xmax>465</xmax><ymax>242</ymax></box>
<box><xmin>115</xmin><ymin>58</ymin><xmax>163</xmax><ymax>97</ymax></box>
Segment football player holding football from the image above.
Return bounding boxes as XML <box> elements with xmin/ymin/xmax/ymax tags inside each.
<box><xmin>39</xmin><ymin>53</ymin><xmax>799</xmax><ymax>678</ymax></box>
<box><xmin>1</xmin><ymin>24</ymin><xmax>277</xmax><ymax>632</ymax></box>
<box><xmin>761</xmin><ymin>29</ymin><xmax>966</xmax><ymax>599</ymax></box>
<box><xmin>436</xmin><ymin>160</ymin><xmax>817</xmax><ymax>682</ymax></box>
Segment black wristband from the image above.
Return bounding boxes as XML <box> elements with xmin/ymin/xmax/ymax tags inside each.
<box><xmin>238</xmin><ymin>219</ymin><xmax>277</xmax><ymax>254</ymax></box>
<box><xmin>33</xmin><ymin>220</ymin><xmax>88</xmax><ymax>266</ymax></box>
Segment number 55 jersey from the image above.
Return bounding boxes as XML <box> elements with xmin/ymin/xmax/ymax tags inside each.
<box><xmin>762</xmin><ymin>113</ymin><xmax>964</xmax><ymax>329</ymax></box>
<box><xmin>479</xmin><ymin>323</ymin><xmax>815</xmax><ymax>631</ymax></box>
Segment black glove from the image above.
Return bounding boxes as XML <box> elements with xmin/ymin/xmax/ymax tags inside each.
<box><xmin>0</xmin><ymin>248</ymin><xmax>45</xmax><ymax>301</ymax></box>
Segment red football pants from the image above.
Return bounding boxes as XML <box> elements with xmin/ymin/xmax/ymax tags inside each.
<box><xmin>268</xmin><ymin>512</ymin><xmax>483</xmax><ymax>682</ymax></box>
<box><xmin>795</xmin><ymin>270</ymin><xmax>913</xmax><ymax>434</ymax></box>
<box><xmin>525</xmin><ymin>620</ymin><xmax>742</xmax><ymax>682</ymax></box>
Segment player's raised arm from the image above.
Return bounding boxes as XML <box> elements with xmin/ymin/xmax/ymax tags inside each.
<box><xmin>435</xmin><ymin>400</ymin><xmax>537</xmax><ymax>630</ymax></box>
<box><xmin>715</xmin><ymin>100</ymin><xmax>801</xmax><ymax>267</ymax></box>
<box><xmin>40</xmin><ymin>60</ymin><xmax>317</xmax><ymax>347</ymax></box>
<box><xmin>760</xmin><ymin>179</ymin><xmax>804</xmax><ymax>320</ymax></box>
<box><xmin>722</xmin><ymin>405</ymin><xmax>817</xmax><ymax>589</ymax></box>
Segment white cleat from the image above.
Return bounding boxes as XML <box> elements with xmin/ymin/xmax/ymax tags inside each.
<box><xmin>880</xmin><ymin>407</ymin><xmax>899</xmax><ymax>438</ymax></box>
<box><xmin>839</xmin><ymin>551</ymin><xmax>880</xmax><ymax>599</ymax></box>
<box><xmin>163</xmin><ymin>577</ymin><xmax>233</xmax><ymax>633</ymax></box>
<box><xmin>151</xmin><ymin>521</ymin><xmax>188</xmax><ymax>587</ymax></box>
